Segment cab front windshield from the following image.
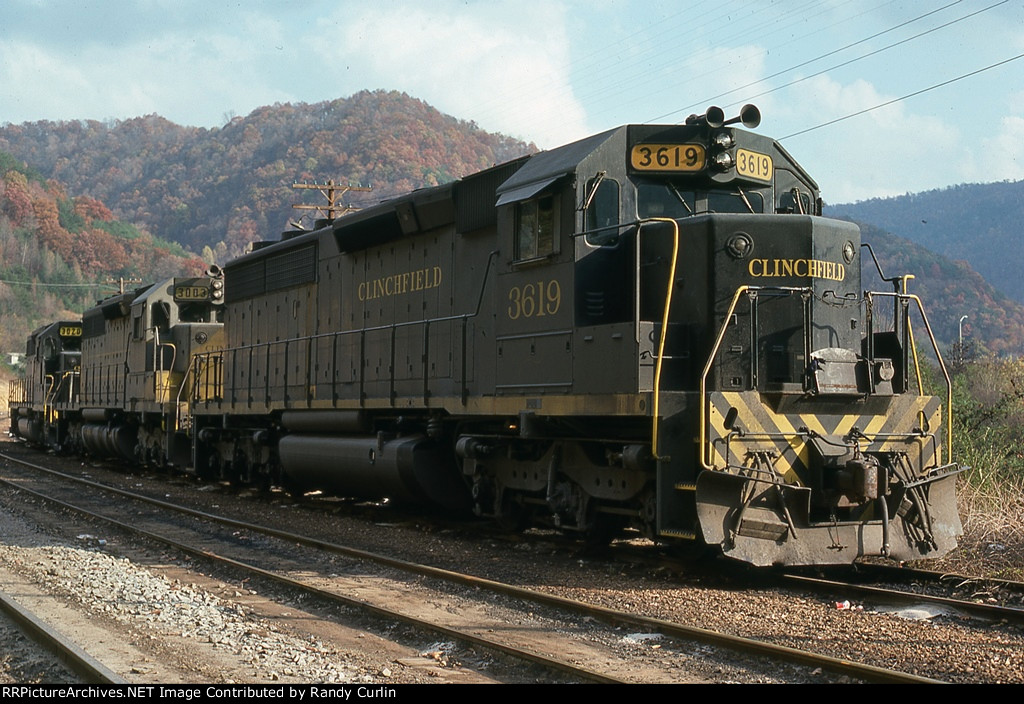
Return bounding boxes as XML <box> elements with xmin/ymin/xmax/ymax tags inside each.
<box><xmin>637</xmin><ymin>182</ymin><xmax>764</xmax><ymax>218</ymax></box>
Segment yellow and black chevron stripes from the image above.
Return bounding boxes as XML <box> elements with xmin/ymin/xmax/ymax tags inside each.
<box><xmin>707</xmin><ymin>391</ymin><xmax>807</xmax><ymax>482</ymax></box>
<box><xmin>706</xmin><ymin>391</ymin><xmax>943</xmax><ymax>483</ymax></box>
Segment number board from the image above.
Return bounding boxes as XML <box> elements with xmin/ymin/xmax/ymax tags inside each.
<box><xmin>630</xmin><ymin>144</ymin><xmax>706</xmax><ymax>172</ymax></box>
<box><xmin>58</xmin><ymin>325</ymin><xmax>82</xmax><ymax>337</ymax></box>
<box><xmin>736</xmin><ymin>149</ymin><xmax>773</xmax><ymax>182</ymax></box>
<box><xmin>174</xmin><ymin>283</ymin><xmax>211</xmax><ymax>302</ymax></box>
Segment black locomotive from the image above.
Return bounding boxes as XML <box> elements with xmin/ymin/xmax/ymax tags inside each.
<box><xmin>9</xmin><ymin>106</ymin><xmax>963</xmax><ymax>566</ymax></box>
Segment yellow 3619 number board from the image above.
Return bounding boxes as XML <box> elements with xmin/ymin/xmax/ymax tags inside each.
<box><xmin>630</xmin><ymin>144</ymin><xmax>706</xmax><ymax>172</ymax></box>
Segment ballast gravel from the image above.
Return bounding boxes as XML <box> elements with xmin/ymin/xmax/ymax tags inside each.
<box><xmin>0</xmin><ymin>505</ymin><xmax>395</xmax><ymax>683</ymax></box>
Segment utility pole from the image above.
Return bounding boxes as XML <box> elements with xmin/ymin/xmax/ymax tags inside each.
<box><xmin>291</xmin><ymin>180</ymin><xmax>371</xmax><ymax>226</ymax></box>
<box><xmin>954</xmin><ymin>314</ymin><xmax>969</xmax><ymax>371</ymax></box>
<box><xmin>106</xmin><ymin>277</ymin><xmax>143</xmax><ymax>294</ymax></box>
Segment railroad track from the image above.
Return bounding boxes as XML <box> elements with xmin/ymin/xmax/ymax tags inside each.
<box><xmin>0</xmin><ymin>449</ymin><xmax>941</xmax><ymax>683</ymax></box>
<box><xmin>852</xmin><ymin>562</ymin><xmax>1024</xmax><ymax>604</ymax></box>
<box><xmin>609</xmin><ymin>528</ymin><xmax>1024</xmax><ymax>627</ymax></box>
<box><xmin>776</xmin><ymin>571</ymin><xmax>1024</xmax><ymax>626</ymax></box>
<box><xmin>0</xmin><ymin>584</ymin><xmax>123</xmax><ymax>683</ymax></box>
<box><xmin>0</xmin><ymin>455</ymin><xmax>613</xmax><ymax>683</ymax></box>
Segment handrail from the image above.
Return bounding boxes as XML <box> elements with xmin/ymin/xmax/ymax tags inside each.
<box><xmin>869</xmin><ymin>290</ymin><xmax>953</xmax><ymax>461</ymax></box>
<box><xmin>174</xmin><ymin>353</ymin><xmax>200</xmax><ymax>432</ymax></box>
<box><xmin>900</xmin><ymin>275</ymin><xmax>924</xmax><ymax>394</ymax></box>
<box><xmin>57</xmin><ymin>371</ymin><xmax>76</xmax><ymax>406</ymax></box>
<box><xmin>700</xmin><ymin>286</ymin><xmax>791</xmax><ymax>469</ymax></box>
<box><xmin>700</xmin><ymin>285</ymin><xmax>748</xmax><ymax>469</ymax></box>
<box><xmin>42</xmin><ymin>374</ymin><xmax>56</xmax><ymax>425</ymax></box>
<box><xmin>151</xmin><ymin>327</ymin><xmax>178</xmax><ymax>402</ymax></box>
<box><xmin>641</xmin><ymin>218</ymin><xmax>680</xmax><ymax>460</ymax></box>
<box><xmin>699</xmin><ymin>285</ymin><xmax>814</xmax><ymax>469</ymax></box>
<box><xmin>697</xmin><ymin>285</ymin><xmax>954</xmax><ymax>470</ymax></box>
<box><xmin>175</xmin><ymin>354</ymin><xmax>197</xmax><ymax>408</ymax></box>
<box><xmin>862</xmin><ymin>241</ymin><xmax>923</xmax><ymax>393</ymax></box>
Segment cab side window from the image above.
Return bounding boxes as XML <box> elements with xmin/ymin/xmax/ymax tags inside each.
<box><xmin>585</xmin><ymin>178</ymin><xmax>620</xmax><ymax>246</ymax></box>
<box><xmin>516</xmin><ymin>194</ymin><xmax>557</xmax><ymax>261</ymax></box>
<box><xmin>133</xmin><ymin>311</ymin><xmax>145</xmax><ymax>341</ymax></box>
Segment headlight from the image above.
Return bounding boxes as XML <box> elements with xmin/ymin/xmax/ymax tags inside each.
<box><xmin>843</xmin><ymin>241</ymin><xmax>856</xmax><ymax>264</ymax></box>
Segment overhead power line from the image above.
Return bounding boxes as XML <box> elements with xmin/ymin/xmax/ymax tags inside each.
<box><xmin>780</xmin><ymin>51</ymin><xmax>1024</xmax><ymax>140</ymax></box>
<box><xmin>0</xmin><ymin>278</ymin><xmax>117</xmax><ymax>290</ymax></box>
<box><xmin>715</xmin><ymin>0</ymin><xmax>1007</xmax><ymax>116</ymax></box>
<box><xmin>645</xmin><ymin>0</ymin><xmax>971</xmax><ymax>123</ymax></box>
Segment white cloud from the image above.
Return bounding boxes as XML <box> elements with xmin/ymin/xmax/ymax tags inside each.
<box><xmin>611</xmin><ymin>42</ymin><xmax>772</xmax><ymax>127</ymax></box>
<box><xmin>977</xmin><ymin>115</ymin><xmax>1024</xmax><ymax>184</ymax></box>
<box><xmin>776</xmin><ymin>75</ymin><xmax>967</xmax><ymax>203</ymax></box>
<box><xmin>0</xmin><ymin>23</ymin><xmax>295</xmax><ymax>127</ymax></box>
<box><xmin>318</xmin><ymin>2</ymin><xmax>589</xmax><ymax>146</ymax></box>
<box><xmin>0</xmin><ymin>0</ymin><xmax>1020</xmax><ymax>199</ymax></box>
<box><xmin>0</xmin><ymin>42</ymin><xmax>102</xmax><ymax>121</ymax></box>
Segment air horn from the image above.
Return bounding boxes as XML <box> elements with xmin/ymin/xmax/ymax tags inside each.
<box><xmin>686</xmin><ymin>104</ymin><xmax>761</xmax><ymax>129</ymax></box>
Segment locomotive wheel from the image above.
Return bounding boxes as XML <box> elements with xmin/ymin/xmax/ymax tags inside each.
<box><xmin>495</xmin><ymin>494</ymin><xmax>529</xmax><ymax>532</ymax></box>
<box><xmin>582</xmin><ymin>514</ymin><xmax>625</xmax><ymax>549</ymax></box>
<box><xmin>198</xmin><ymin>454</ymin><xmax>221</xmax><ymax>482</ymax></box>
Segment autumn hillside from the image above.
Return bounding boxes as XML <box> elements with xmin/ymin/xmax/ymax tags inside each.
<box><xmin>0</xmin><ymin>90</ymin><xmax>534</xmax><ymax>261</ymax></box>
<box><xmin>0</xmin><ymin>154</ymin><xmax>206</xmax><ymax>358</ymax></box>
<box><xmin>859</xmin><ymin>221</ymin><xmax>1024</xmax><ymax>357</ymax></box>
<box><xmin>829</xmin><ymin>181</ymin><xmax>1024</xmax><ymax>305</ymax></box>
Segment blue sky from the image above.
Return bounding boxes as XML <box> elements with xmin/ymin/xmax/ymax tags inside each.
<box><xmin>1</xmin><ymin>0</ymin><xmax>1022</xmax><ymax>203</ymax></box>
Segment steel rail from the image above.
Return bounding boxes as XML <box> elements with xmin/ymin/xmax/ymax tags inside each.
<box><xmin>0</xmin><ymin>460</ymin><xmax>624</xmax><ymax>684</ymax></box>
<box><xmin>781</xmin><ymin>572</ymin><xmax>1024</xmax><ymax>626</ymax></box>
<box><xmin>0</xmin><ymin>586</ymin><xmax>125</xmax><ymax>684</ymax></box>
<box><xmin>856</xmin><ymin>563</ymin><xmax>1024</xmax><ymax>594</ymax></box>
<box><xmin>0</xmin><ymin>450</ymin><xmax>941</xmax><ymax>684</ymax></box>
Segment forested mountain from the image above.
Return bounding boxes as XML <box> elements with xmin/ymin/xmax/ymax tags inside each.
<box><xmin>1</xmin><ymin>89</ymin><xmax>1023</xmax><ymax>357</ymax></box>
<box><xmin>828</xmin><ymin>181</ymin><xmax>1024</xmax><ymax>304</ymax></box>
<box><xmin>0</xmin><ymin>154</ymin><xmax>206</xmax><ymax>357</ymax></box>
<box><xmin>859</xmin><ymin>221</ymin><xmax>1024</xmax><ymax>357</ymax></box>
<box><xmin>0</xmin><ymin>90</ymin><xmax>534</xmax><ymax>261</ymax></box>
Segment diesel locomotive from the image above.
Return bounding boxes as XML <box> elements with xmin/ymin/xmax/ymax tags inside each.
<box><xmin>8</xmin><ymin>105</ymin><xmax>963</xmax><ymax>566</ymax></box>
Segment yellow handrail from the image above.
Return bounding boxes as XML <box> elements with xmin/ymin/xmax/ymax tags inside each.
<box><xmin>42</xmin><ymin>374</ymin><xmax>56</xmax><ymax>425</ymax></box>
<box><xmin>871</xmin><ymin>291</ymin><xmax>953</xmax><ymax>462</ymax></box>
<box><xmin>647</xmin><ymin>218</ymin><xmax>680</xmax><ymax>460</ymax></box>
<box><xmin>698</xmin><ymin>285</ymin><xmax>753</xmax><ymax>469</ymax></box>
<box><xmin>901</xmin><ymin>275</ymin><xmax>924</xmax><ymax>394</ymax></box>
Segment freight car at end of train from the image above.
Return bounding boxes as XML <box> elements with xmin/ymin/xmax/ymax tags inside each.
<box><xmin>174</xmin><ymin>104</ymin><xmax>964</xmax><ymax>566</ymax></box>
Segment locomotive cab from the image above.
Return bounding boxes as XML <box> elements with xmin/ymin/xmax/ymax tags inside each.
<box><xmin>127</xmin><ymin>273</ymin><xmax>225</xmax><ymax>466</ymax></box>
<box><xmin>125</xmin><ymin>274</ymin><xmax>225</xmax><ymax>409</ymax></box>
<box><xmin>619</xmin><ymin>118</ymin><xmax>959</xmax><ymax>565</ymax></box>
